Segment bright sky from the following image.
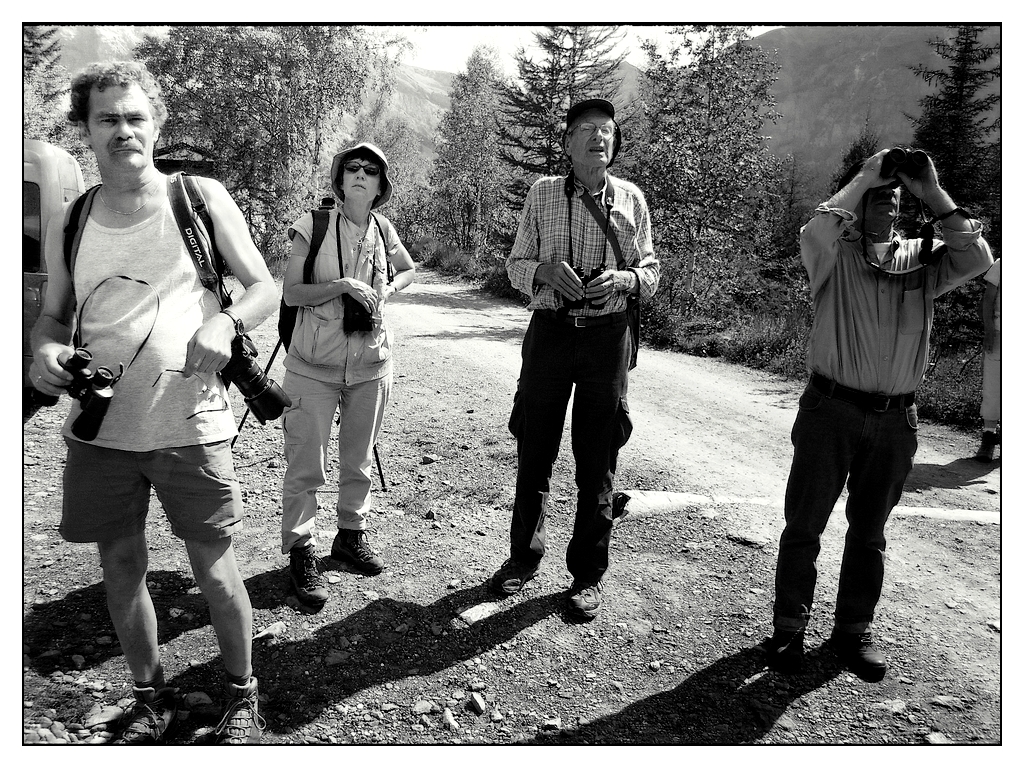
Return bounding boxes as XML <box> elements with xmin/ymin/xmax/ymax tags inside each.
<box><xmin>388</xmin><ymin>25</ymin><xmax>782</xmax><ymax>75</ymax></box>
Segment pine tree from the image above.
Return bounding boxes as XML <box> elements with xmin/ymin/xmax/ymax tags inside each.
<box><xmin>909</xmin><ymin>25</ymin><xmax>1000</xmax><ymax>351</ymax></box>
<box><xmin>496</xmin><ymin>25</ymin><xmax>626</xmax><ymax>206</ymax></box>
<box><xmin>909</xmin><ymin>25</ymin><xmax>1000</xmax><ymax>228</ymax></box>
<box><xmin>23</xmin><ymin>25</ymin><xmax>61</xmax><ymax>75</ymax></box>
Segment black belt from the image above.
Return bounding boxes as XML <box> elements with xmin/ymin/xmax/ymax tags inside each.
<box><xmin>811</xmin><ymin>373</ymin><xmax>915</xmax><ymax>412</ymax></box>
<box><xmin>537</xmin><ymin>309</ymin><xmax>626</xmax><ymax>328</ymax></box>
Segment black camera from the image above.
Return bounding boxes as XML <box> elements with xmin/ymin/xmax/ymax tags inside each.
<box><xmin>880</xmin><ymin>147</ymin><xmax>929</xmax><ymax>180</ymax></box>
<box><xmin>561</xmin><ymin>266</ymin><xmax>607</xmax><ymax>310</ymax></box>
<box><xmin>220</xmin><ymin>335</ymin><xmax>291</xmax><ymax>424</ymax></box>
<box><xmin>35</xmin><ymin>348</ymin><xmax>117</xmax><ymax>441</ymax></box>
<box><xmin>342</xmin><ymin>294</ymin><xmax>375</xmax><ymax>334</ymax></box>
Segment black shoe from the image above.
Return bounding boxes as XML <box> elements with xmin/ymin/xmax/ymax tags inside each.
<box><xmin>289</xmin><ymin>544</ymin><xmax>328</xmax><ymax>608</ymax></box>
<box><xmin>331</xmin><ymin>529</ymin><xmax>384</xmax><ymax>575</ymax></box>
<box><xmin>489</xmin><ymin>557</ymin><xmax>539</xmax><ymax>596</ymax></box>
<box><xmin>828</xmin><ymin>631</ymin><xmax>887</xmax><ymax>682</ymax></box>
<box><xmin>975</xmin><ymin>430</ymin><xmax>998</xmax><ymax>462</ymax></box>
<box><xmin>757</xmin><ymin>629</ymin><xmax>805</xmax><ymax>674</ymax></box>
<box><xmin>214</xmin><ymin>677</ymin><xmax>265</xmax><ymax>744</ymax></box>
<box><xmin>567</xmin><ymin>579</ymin><xmax>604</xmax><ymax>620</ymax></box>
<box><xmin>112</xmin><ymin>684</ymin><xmax>178</xmax><ymax>744</ymax></box>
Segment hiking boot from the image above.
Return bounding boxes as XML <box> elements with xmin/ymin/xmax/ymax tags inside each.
<box><xmin>331</xmin><ymin>529</ymin><xmax>384</xmax><ymax>575</ymax></box>
<box><xmin>567</xmin><ymin>579</ymin><xmax>604</xmax><ymax>620</ymax></box>
<box><xmin>828</xmin><ymin>631</ymin><xmax>887</xmax><ymax>682</ymax></box>
<box><xmin>489</xmin><ymin>557</ymin><xmax>540</xmax><ymax>596</ymax></box>
<box><xmin>757</xmin><ymin>629</ymin><xmax>805</xmax><ymax>674</ymax></box>
<box><xmin>289</xmin><ymin>544</ymin><xmax>328</xmax><ymax>608</ymax></box>
<box><xmin>975</xmin><ymin>430</ymin><xmax>998</xmax><ymax>462</ymax></box>
<box><xmin>214</xmin><ymin>677</ymin><xmax>265</xmax><ymax>745</ymax></box>
<box><xmin>112</xmin><ymin>684</ymin><xmax>178</xmax><ymax>744</ymax></box>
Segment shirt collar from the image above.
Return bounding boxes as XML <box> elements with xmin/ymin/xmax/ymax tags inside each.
<box><xmin>571</xmin><ymin>173</ymin><xmax>614</xmax><ymax>204</ymax></box>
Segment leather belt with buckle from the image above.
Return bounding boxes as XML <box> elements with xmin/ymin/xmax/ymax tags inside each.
<box><xmin>538</xmin><ymin>309</ymin><xmax>625</xmax><ymax>328</ymax></box>
<box><xmin>811</xmin><ymin>373</ymin><xmax>915</xmax><ymax>412</ymax></box>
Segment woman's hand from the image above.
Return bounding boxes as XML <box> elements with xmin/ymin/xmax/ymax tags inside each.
<box><xmin>341</xmin><ymin>277</ymin><xmax>380</xmax><ymax>313</ymax></box>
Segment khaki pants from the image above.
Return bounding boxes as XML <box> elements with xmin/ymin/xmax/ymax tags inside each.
<box><xmin>280</xmin><ymin>369</ymin><xmax>390</xmax><ymax>553</ymax></box>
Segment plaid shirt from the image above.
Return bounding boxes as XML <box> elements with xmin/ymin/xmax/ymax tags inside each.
<box><xmin>506</xmin><ymin>174</ymin><xmax>659</xmax><ymax>314</ymax></box>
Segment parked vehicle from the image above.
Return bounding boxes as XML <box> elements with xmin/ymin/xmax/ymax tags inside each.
<box><xmin>24</xmin><ymin>138</ymin><xmax>85</xmax><ymax>415</ymax></box>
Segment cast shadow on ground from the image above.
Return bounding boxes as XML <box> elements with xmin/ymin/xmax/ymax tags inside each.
<box><xmin>23</xmin><ymin>570</ymin><xmax>209</xmax><ymax>677</ymax></box>
<box><xmin>903</xmin><ymin>456</ymin><xmax>999</xmax><ymax>493</ymax></box>
<box><xmin>232</xmin><ymin>573</ymin><xmax>566</xmax><ymax>737</ymax></box>
<box><xmin>522</xmin><ymin>645</ymin><xmax>844</xmax><ymax>745</ymax></box>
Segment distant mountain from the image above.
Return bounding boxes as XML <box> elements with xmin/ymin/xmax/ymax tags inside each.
<box><xmin>50</xmin><ymin>25</ymin><xmax>1000</xmax><ymax>192</ymax></box>
<box><xmin>754</xmin><ymin>25</ymin><xmax>1001</xmax><ymax>189</ymax></box>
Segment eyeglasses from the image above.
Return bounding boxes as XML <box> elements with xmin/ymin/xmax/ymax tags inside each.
<box><xmin>344</xmin><ymin>162</ymin><xmax>380</xmax><ymax>176</ymax></box>
<box><xmin>569</xmin><ymin>122</ymin><xmax>616</xmax><ymax>140</ymax></box>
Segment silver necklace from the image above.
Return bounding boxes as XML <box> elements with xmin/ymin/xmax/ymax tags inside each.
<box><xmin>99</xmin><ymin>180</ymin><xmax>158</xmax><ymax>216</ymax></box>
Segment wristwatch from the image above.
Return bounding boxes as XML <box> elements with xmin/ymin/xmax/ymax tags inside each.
<box><xmin>220</xmin><ymin>309</ymin><xmax>245</xmax><ymax>337</ymax></box>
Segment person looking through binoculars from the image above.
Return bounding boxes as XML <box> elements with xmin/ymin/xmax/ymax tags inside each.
<box><xmin>758</xmin><ymin>147</ymin><xmax>993</xmax><ymax>682</ymax></box>
<box><xmin>29</xmin><ymin>61</ymin><xmax>279</xmax><ymax>744</ymax></box>
<box><xmin>278</xmin><ymin>143</ymin><xmax>416</xmax><ymax>609</ymax></box>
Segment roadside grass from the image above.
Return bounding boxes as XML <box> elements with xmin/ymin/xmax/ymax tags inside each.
<box><xmin>422</xmin><ymin>251</ymin><xmax>985</xmax><ymax>430</ymax></box>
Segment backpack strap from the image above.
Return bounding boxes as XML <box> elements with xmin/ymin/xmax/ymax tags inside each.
<box><xmin>304</xmin><ymin>208</ymin><xmax>331</xmax><ymax>283</ymax></box>
<box><xmin>369</xmin><ymin>212</ymin><xmax>394</xmax><ymax>284</ymax></box>
<box><xmin>61</xmin><ymin>185</ymin><xmax>100</xmax><ymax>347</ymax></box>
<box><xmin>62</xmin><ymin>185</ymin><xmax>101</xmax><ymax>285</ymax></box>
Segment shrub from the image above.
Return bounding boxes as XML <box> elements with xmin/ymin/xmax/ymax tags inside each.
<box><xmin>917</xmin><ymin>348</ymin><xmax>984</xmax><ymax>427</ymax></box>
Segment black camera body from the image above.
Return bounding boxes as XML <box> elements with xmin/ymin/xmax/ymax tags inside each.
<box><xmin>221</xmin><ymin>335</ymin><xmax>291</xmax><ymax>424</ymax></box>
<box><xmin>35</xmin><ymin>348</ymin><xmax>116</xmax><ymax>441</ymax></box>
<box><xmin>561</xmin><ymin>266</ymin><xmax>607</xmax><ymax>310</ymax></box>
<box><xmin>880</xmin><ymin>147</ymin><xmax>929</xmax><ymax>180</ymax></box>
<box><xmin>342</xmin><ymin>294</ymin><xmax>375</xmax><ymax>334</ymax></box>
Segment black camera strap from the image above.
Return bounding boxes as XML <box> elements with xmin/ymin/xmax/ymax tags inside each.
<box><xmin>76</xmin><ymin>275</ymin><xmax>159</xmax><ymax>386</ymax></box>
<box><xmin>167</xmin><ymin>173</ymin><xmax>232</xmax><ymax>310</ymax></box>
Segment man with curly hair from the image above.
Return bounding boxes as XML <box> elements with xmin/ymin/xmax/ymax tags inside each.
<box><xmin>31</xmin><ymin>61</ymin><xmax>277</xmax><ymax>744</ymax></box>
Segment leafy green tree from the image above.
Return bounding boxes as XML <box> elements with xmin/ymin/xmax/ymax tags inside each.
<box><xmin>497</xmin><ymin>25</ymin><xmax>626</xmax><ymax>204</ymax></box>
<box><xmin>631</xmin><ymin>25</ymin><xmax>781</xmax><ymax>321</ymax></box>
<box><xmin>135</xmin><ymin>25</ymin><xmax>379</xmax><ymax>268</ymax></box>
<box><xmin>429</xmin><ymin>46</ymin><xmax>507</xmax><ymax>256</ymax></box>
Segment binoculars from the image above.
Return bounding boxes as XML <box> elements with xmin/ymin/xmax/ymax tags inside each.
<box><xmin>342</xmin><ymin>294</ymin><xmax>375</xmax><ymax>334</ymax></box>
<box><xmin>561</xmin><ymin>266</ymin><xmax>607</xmax><ymax>310</ymax></box>
<box><xmin>880</xmin><ymin>147</ymin><xmax>929</xmax><ymax>180</ymax></box>
<box><xmin>220</xmin><ymin>335</ymin><xmax>291</xmax><ymax>424</ymax></box>
<box><xmin>36</xmin><ymin>348</ymin><xmax>116</xmax><ymax>441</ymax></box>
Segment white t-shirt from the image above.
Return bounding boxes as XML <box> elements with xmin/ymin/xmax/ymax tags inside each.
<box><xmin>67</xmin><ymin>201</ymin><xmax>236</xmax><ymax>450</ymax></box>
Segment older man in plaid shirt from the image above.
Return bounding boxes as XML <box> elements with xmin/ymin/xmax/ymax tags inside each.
<box><xmin>490</xmin><ymin>98</ymin><xmax>659</xmax><ymax>620</ymax></box>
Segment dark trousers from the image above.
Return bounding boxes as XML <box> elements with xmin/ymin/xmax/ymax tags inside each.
<box><xmin>773</xmin><ymin>383</ymin><xmax>919</xmax><ymax>633</ymax></box>
<box><xmin>508</xmin><ymin>311</ymin><xmax>634</xmax><ymax>583</ymax></box>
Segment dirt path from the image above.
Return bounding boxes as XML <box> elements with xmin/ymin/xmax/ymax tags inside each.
<box><xmin>22</xmin><ymin>268</ymin><xmax>1001</xmax><ymax>745</ymax></box>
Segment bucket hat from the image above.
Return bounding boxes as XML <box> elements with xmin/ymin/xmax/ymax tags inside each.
<box><xmin>331</xmin><ymin>142</ymin><xmax>392</xmax><ymax>208</ymax></box>
<box><xmin>562</xmin><ymin>98</ymin><xmax>622</xmax><ymax>167</ymax></box>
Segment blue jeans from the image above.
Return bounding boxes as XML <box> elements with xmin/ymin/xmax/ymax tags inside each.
<box><xmin>507</xmin><ymin>311</ymin><xmax>634</xmax><ymax>583</ymax></box>
<box><xmin>774</xmin><ymin>383</ymin><xmax>918</xmax><ymax>634</ymax></box>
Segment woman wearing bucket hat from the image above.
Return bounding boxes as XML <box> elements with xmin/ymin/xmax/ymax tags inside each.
<box><xmin>278</xmin><ymin>142</ymin><xmax>415</xmax><ymax>608</ymax></box>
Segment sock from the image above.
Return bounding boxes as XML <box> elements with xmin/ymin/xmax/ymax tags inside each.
<box><xmin>134</xmin><ymin>666</ymin><xmax>166</xmax><ymax>690</ymax></box>
<box><xmin>226</xmin><ymin>671</ymin><xmax>252</xmax><ymax>687</ymax></box>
